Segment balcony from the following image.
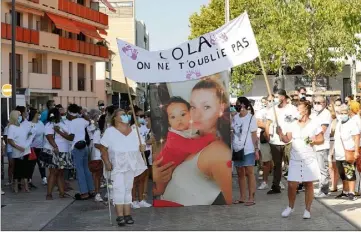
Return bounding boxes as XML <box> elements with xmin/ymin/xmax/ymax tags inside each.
<box><xmin>59</xmin><ymin>37</ymin><xmax>109</xmax><ymax>59</ymax></box>
<box><xmin>1</xmin><ymin>23</ymin><xmax>39</xmax><ymax>45</ymax></box>
<box><xmin>58</xmin><ymin>0</ymin><xmax>108</xmax><ymax>26</ymax></box>
<box><xmin>52</xmin><ymin>75</ymin><xmax>62</xmax><ymax>89</ymax></box>
<box><xmin>39</xmin><ymin>31</ymin><xmax>59</xmax><ymax>49</ymax></box>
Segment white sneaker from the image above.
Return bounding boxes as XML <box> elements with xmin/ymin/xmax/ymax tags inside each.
<box><xmin>280</xmin><ymin>182</ymin><xmax>286</xmax><ymax>190</ymax></box>
<box><xmin>94</xmin><ymin>193</ymin><xmax>103</xmax><ymax>202</ymax></box>
<box><xmin>258</xmin><ymin>182</ymin><xmax>269</xmax><ymax>190</ymax></box>
<box><xmin>303</xmin><ymin>209</ymin><xmax>311</xmax><ymax>219</ymax></box>
<box><xmin>281</xmin><ymin>206</ymin><xmax>294</xmax><ymax>218</ymax></box>
<box><xmin>138</xmin><ymin>200</ymin><xmax>152</xmax><ymax>208</ymax></box>
<box><xmin>1</xmin><ymin>190</ymin><xmax>5</xmax><ymax>195</ymax></box>
<box><xmin>314</xmin><ymin>192</ymin><xmax>327</xmax><ymax>198</ymax></box>
<box><xmin>42</xmin><ymin>177</ymin><xmax>47</xmax><ymax>185</ymax></box>
<box><xmin>131</xmin><ymin>201</ymin><xmax>140</xmax><ymax>209</ymax></box>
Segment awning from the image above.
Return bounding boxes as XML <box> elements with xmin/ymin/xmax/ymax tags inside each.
<box><xmin>74</xmin><ymin>22</ymin><xmax>103</xmax><ymax>41</ymax></box>
<box><xmin>98</xmin><ymin>28</ymin><xmax>107</xmax><ymax>36</ymax></box>
<box><xmin>99</xmin><ymin>0</ymin><xmax>116</xmax><ymax>12</ymax></box>
<box><xmin>46</xmin><ymin>13</ymin><xmax>80</xmax><ymax>34</ymax></box>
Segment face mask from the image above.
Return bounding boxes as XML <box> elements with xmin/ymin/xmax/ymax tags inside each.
<box><xmin>314</xmin><ymin>105</ymin><xmax>323</xmax><ymax>112</ymax></box>
<box><xmin>299</xmin><ymin>94</ymin><xmax>306</xmax><ymax>99</ymax></box>
<box><xmin>306</xmin><ymin>97</ymin><xmax>312</xmax><ymax>102</ymax></box>
<box><xmin>262</xmin><ymin>104</ymin><xmax>267</xmax><ymax>108</ymax></box>
<box><xmin>138</xmin><ymin>118</ymin><xmax>145</xmax><ymax>125</ymax></box>
<box><xmin>18</xmin><ymin>116</ymin><xmax>23</xmax><ymax>124</ymax></box>
<box><xmin>274</xmin><ymin>99</ymin><xmax>280</xmax><ymax>104</ymax></box>
<box><xmin>120</xmin><ymin>115</ymin><xmax>129</xmax><ymax>124</ymax></box>
<box><xmin>296</xmin><ymin>112</ymin><xmax>304</xmax><ymax>120</ymax></box>
<box><xmin>61</xmin><ymin>116</ymin><xmax>66</xmax><ymax>121</ymax></box>
<box><xmin>340</xmin><ymin>115</ymin><xmax>349</xmax><ymax>122</ymax></box>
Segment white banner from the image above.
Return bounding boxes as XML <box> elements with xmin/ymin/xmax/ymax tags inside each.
<box><xmin>117</xmin><ymin>12</ymin><xmax>260</xmax><ymax>83</ymax></box>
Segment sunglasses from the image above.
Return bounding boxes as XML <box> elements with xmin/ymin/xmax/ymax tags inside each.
<box><xmin>314</xmin><ymin>102</ymin><xmax>323</xmax><ymax>105</ymax></box>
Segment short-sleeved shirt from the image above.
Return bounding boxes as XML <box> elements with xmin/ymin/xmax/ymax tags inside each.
<box><xmin>232</xmin><ymin>113</ymin><xmax>258</xmax><ymax>155</ymax></box>
<box><xmin>43</xmin><ymin>121</ymin><xmax>71</xmax><ymax>153</ymax></box>
<box><xmin>90</xmin><ymin>129</ymin><xmax>102</xmax><ymax>160</ymax></box>
<box><xmin>284</xmin><ymin>120</ymin><xmax>322</xmax><ymax>161</ymax></box>
<box><xmin>7</xmin><ymin>124</ymin><xmax>33</xmax><ymax>158</ymax></box>
<box><xmin>310</xmin><ymin>108</ymin><xmax>332</xmax><ymax>151</ymax></box>
<box><xmin>31</xmin><ymin>121</ymin><xmax>45</xmax><ymax>148</ymax></box>
<box><xmin>334</xmin><ymin>119</ymin><xmax>360</xmax><ymax>161</ymax></box>
<box><xmin>267</xmin><ymin>104</ymin><xmax>298</xmax><ymax>145</ymax></box>
<box><xmin>3</xmin><ymin>126</ymin><xmax>13</xmax><ymax>153</ymax></box>
<box><xmin>69</xmin><ymin>118</ymin><xmax>90</xmax><ymax>149</ymax></box>
<box><xmin>351</xmin><ymin>114</ymin><xmax>361</xmax><ymax>146</ymax></box>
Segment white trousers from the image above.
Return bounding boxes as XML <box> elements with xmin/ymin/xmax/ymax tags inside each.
<box><xmin>112</xmin><ymin>170</ymin><xmax>135</xmax><ymax>205</ymax></box>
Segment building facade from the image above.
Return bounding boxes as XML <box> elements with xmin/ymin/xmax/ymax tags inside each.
<box><xmin>1</xmin><ymin>0</ymin><xmax>112</xmax><ymax>110</ymax></box>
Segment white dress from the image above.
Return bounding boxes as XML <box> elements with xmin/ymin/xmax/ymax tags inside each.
<box><xmin>285</xmin><ymin>120</ymin><xmax>322</xmax><ymax>182</ymax></box>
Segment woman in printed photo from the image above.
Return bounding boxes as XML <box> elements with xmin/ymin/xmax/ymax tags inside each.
<box><xmin>152</xmin><ymin>76</ymin><xmax>232</xmax><ymax>206</ymax></box>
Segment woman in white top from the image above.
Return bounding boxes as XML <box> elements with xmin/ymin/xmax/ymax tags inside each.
<box><xmin>28</xmin><ymin>108</ymin><xmax>47</xmax><ymax>187</ymax></box>
<box><xmin>7</xmin><ymin>110</ymin><xmax>36</xmax><ymax>193</ymax></box>
<box><xmin>87</xmin><ymin>109</ymin><xmax>104</xmax><ymax>202</ymax></box>
<box><xmin>99</xmin><ymin>109</ymin><xmax>147</xmax><ymax>226</ymax></box>
<box><xmin>334</xmin><ymin>104</ymin><xmax>360</xmax><ymax>201</ymax></box>
<box><xmin>40</xmin><ymin>108</ymin><xmax>74</xmax><ymax>200</ymax></box>
<box><xmin>277</xmin><ymin>100</ymin><xmax>324</xmax><ymax>219</ymax></box>
<box><xmin>232</xmin><ymin>97</ymin><xmax>259</xmax><ymax>206</ymax></box>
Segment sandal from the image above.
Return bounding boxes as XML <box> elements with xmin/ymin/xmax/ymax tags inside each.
<box><xmin>46</xmin><ymin>194</ymin><xmax>53</xmax><ymax>200</ymax></box>
<box><xmin>233</xmin><ymin>200</ymin><xmax>245</xmax><ymax>204</ymax></box>
<box><xmin>74</xmin><ymin>193</ymin><xmax>90</xmax><ymax>200</ymax></box>
<box><xmin>124</xmin><ymin>215</ymin><xmax>134</xmax><ymax>225</ymax></box>
<box><xmin>116</xmin><ymin>216</ymin><xmax>125</xmax><ymax>227</ymax></box>
<box><xmin>244</xmin><ymin>201</ymin><xmax>256</xmax><ymax>206</ymax></box>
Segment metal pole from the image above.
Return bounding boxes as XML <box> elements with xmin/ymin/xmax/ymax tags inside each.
<box><xmin>351</xmin><ymin>55</ymin><xmax>357</xmax><ymax>99</ymax></box>
<box><xmin>11</xmin><ymin>0</ymin><xmax>16</xmax><ymax>109</ymax></box>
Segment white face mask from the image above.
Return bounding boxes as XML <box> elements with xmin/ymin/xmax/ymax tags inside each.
<box><xmin>340</xmin><ymin>114</ymin><xmax>349</xmax><ymax>122</ymax></box>
<box><xmin>306</xmin><ymin>97</ymin><xmax>312</xmax><ymax>102</ymax></box>
<box><xmin>296</xmin><ymin>112</ymin><xmax>304</xmax><ymax>120</ymax></box>
<box><xmin>314</xmin><ymin>104</ymin><xmax>323</xmax><ymax>112</ymax></box>
<box><xmin>274</xmin><ymin>98</ymin><xmax>280</xmax><ymax>104</ymax></box>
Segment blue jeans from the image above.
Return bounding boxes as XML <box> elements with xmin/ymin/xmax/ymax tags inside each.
<box><xmin>72</xmin><ymin>147</ymin><xmax>94</xmax><ymax>194</ymax></box>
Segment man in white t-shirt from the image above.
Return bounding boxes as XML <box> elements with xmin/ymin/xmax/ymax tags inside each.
<box><xmin>265</xmin><ymin>89</ymin><xmax>298</xmax><ymax>194</ymax></box>
<box><xmin>67</xmin><ymin>104</ymin><xmax>95</xmax><ymax>200</ymax></box>
<box><xmin>311</xmin><ymin>96</ymin><xmax>332</xmax><ymax>198</ymax></box>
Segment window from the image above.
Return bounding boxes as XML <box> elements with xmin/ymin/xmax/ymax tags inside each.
<box><xmin>90</xmin><ymin>65</ymin><xmax>94</xmax><ymax>92</ymax></box>
<box><xmin>9</xmin><ymin>11</ymin><xmax>22</xmax><ymax>26</ymax></box>
<box><xmin>77</xmin><ymin>33</ymin><xmax>86</xmax><ymax>42</ymax></box>
<box><xmin>69</xmin><ymin>62</ymin><xmax>73</xmax><ymax>91</ymax></box>
<box><xmin>52</xmin><ymin>59</ymin><xmax>62</xmax><ymax>89</ymax></box>
<box><xmin>77</xmin><ymin>0</ymin><xmax>85</xmax><ymax>6</ymax></box>
<box><xmin>78</xmin><ymin>63</ymin><xmax>86</xmax><ymax>91</ymax></box>
<box><xmin>105</xmin><ymin>61</ymin><xmax>110</xmax><ymax>72</ymax></box>
<box><xmin>52</xmin><ymin>23</ymin><xmax>62</xmax><ymax>35</ymax></box>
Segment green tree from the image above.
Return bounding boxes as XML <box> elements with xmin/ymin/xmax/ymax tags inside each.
<box><xmin>189</xmin><ymin>0</ymin><xmax>361</xmax><ymax>94</ymax></box>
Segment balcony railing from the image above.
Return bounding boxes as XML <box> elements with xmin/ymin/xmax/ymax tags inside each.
<box><xmin>1</xmin><ymin>23</ymin><xmax>39</xmax><ymax>45</ymax></box>
<box><xmin>52</xmin><ymin>75</ymin><xmax>61</xmax><ymax>89</ymax></box>
<box><xmin>58</xmin><ymin>0</ymin><xmax>108</xmax><ymax>26</ymax></box>
<box><xmin>59</xmin><ymin>37</ymin><xmax>109</xmax><ymax>59</ymax></box>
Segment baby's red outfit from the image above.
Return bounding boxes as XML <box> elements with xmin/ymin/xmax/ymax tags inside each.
<box><xmin>157</xmin><ymin>131</ymin><xmax>216</xmax><ymax>166</ymax></box>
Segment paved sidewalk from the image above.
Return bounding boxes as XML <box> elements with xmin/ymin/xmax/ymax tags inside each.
<box><xmin>43</xmin><ymin>178</ymin><xmax>357</xmax><ymax>231</ymax></box>
<box><xmin>1</xmin><ymin>159</ymin><xmax>75</xmax><ymax>231</ymax></box>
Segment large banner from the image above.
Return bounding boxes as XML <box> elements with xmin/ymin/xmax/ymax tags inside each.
<box><xmin>150</xmin><ymin>73</ymin><xmax>232</xmax><ymax>206</ymax></box>
<box><xmin>117</xmin><ymin>12</ymin><xmax>259</xmax><ymax>83</ymax></box>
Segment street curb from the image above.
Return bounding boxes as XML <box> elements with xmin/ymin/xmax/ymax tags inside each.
<box><xmin>39</xmin><ymin>199</ymin><xmax>76</xmax><ymax>231</ymax></box>
<box><xmin>315</xmin><ymin>198</ymin><xmax>361</xmax><ymax>231</ymax></box>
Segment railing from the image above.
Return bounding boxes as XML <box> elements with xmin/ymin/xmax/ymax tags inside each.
<box><xmin>1</xmin><ymin>23</ymin><xmax>39</xmax><ymax>45</ymax></box>
<box><xmin>58</xmin><ymin>0</ymin><xmax>108</xmax><ymax>26</ymax></box>
<box><xmin>52</xmin><ymin>75</ymin><xmax>61</xmax><ymax>89</ymax></box>
<box><xmin>59</xmin><ymin>37</ymin><xmax>109</xmax><ymax>59</ymax></box>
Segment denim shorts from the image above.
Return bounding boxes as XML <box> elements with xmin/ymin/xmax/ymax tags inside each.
<box><xmin>7</xmin><ymin>152</ymin><xmax>12</xmax><ymax>159</ymax></box>
<box><xmin>233</xmin><ymin>152</ymin><xmax>255</xmax><ymax>167</ymax></box>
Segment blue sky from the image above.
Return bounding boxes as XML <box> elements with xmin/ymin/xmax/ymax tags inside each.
<box><xmin>135</xmin><ymin>0</ymin><xmax>209</xmax><ymax>51</ymax></box>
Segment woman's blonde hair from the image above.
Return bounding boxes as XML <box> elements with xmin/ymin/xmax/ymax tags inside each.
<box><xmin>110</xmin><ymin>108</ymin><xmax>125</xmax><ymax>127</ymax></box>
<box><xmin>8</xmin><ymin>110</ymin><xmax>20</xmax><ymax>126</ymax></box>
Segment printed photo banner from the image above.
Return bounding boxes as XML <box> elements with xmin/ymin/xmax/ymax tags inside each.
<box><xmin>117</xmin><ymin>12</ymin><xmax>260</xmax><ymax>83</ymax></box>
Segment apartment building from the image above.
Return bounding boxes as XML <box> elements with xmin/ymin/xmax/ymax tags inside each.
<box><xmin>1</xmin><ymin>0</ymin><xmax>114</xmax><ymax>110</ymax></box>
<box><xmin>96</xmin><ymin>0</ymin><xmax>149</xmax><ymax>110</ymax></box>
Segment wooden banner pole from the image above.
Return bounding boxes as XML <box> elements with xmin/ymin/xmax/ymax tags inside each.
<box><xmin>125</xmin><ymin>77</ymin><xmax>147</xmax><ymax>164</ymax></box>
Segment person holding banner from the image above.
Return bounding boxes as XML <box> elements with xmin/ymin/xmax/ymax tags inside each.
<box><xmin>152</xmin><ymin>77</ymin><xmax>232</xmax><ymax>206</ymax></box>
<box><xmin>99</xmin><ymin>109</ymin><xmax>147</xmax><ymax>226</ymax></box>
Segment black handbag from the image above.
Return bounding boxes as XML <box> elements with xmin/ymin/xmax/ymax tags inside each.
<box><xmin>74</xmin><ymin>140</ymin><xmax>86</xmax><ymax>150</ymax></box>
<box><xmin>232</xmin><ymin>115</ymin><xmax>253</xmax><ymax>162</ymax></box>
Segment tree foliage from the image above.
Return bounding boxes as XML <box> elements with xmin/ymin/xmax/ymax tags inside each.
<box><xmin>189</xmin><ymin>0</ymin><xmax>361</xmax><ymax>94</ymax></box>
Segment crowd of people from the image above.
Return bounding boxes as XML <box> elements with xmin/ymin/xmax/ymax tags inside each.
<box><xmin>231</xmin><ymin>87</ymin><xmax>361</xmax><ymax>219</ymax></box>
<box><xmin>1</xmin><ymin>100</ymin><xmax>153</xmax><ymax>226</ymax></box>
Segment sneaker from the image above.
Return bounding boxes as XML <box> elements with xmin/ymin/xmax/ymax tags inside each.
<box><xmin>1</xmin><ymin>190</ymin><xmax>4</xmax><ymax>195</ymax></box>
<box><xmin>348</xmin><ymin>193</ymin><xmax>357</xmax><ymax>201</ymax></box>
<box><xmin>283</xmin><ymin>171</ymin><xmax>288</xmax><ymax>178</ymax></box>
<box><xmin>281</xmin><ymin>206</ymin><xmax>294</xmax><ymax>218</ymax></box>
<box><xmin>335</xmin><ymin>192</ymin><xmax>348</xmax><ymax>199</ymax></box>
<box><xmin>100</xmin><ymin>182</ymin><xmax>106</xmax><ymax>188</ymax></box>
<box><xmin>131</xmin><ymin>201</ymin><xmax>140</xmax><ymax>209</ymax></box>
<box><xmin>267</xmin><ymin>188</ymin><xmax>281</xmax><ymax>194</ymax></box>
<box><xmin>5</xmin><ymin>182</ymin><xmax>12</xmax><ymax>186</ymax></box>
<box><xmin>303</xmin><ymin>209</ymin><xmax>311</xmax><ymax>219</ymax></box>
<box><xmin>42</xmin><ymin>177</ymin><xmax>47</xmax><ymax>185</ymax></box>
<box><xmin>258</xmin><ymin>182</ymin><xmax>269</xmax><ymax>190</ymax></box>
<box><xmin>94</xmin><ymin>193</ymin><xmax>103</xmax><ymax>202</ymax></box>
<box><xmin>280</xmin><ymin>182</ymin><xmax>286</xmax><ymax>190</ymax></box>
<box><xmin>138</xmin><ymin>200</ymin><xmax>152</xmax><ymax>208</ymax></box>
<box><xmin>314</xmin><ymin>192</ymin><xmax>328</xmax><ymax>198</ymax></box>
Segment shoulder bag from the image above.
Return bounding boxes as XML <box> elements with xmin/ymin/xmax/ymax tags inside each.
<box><xmin>232</xmin><ymin>115</ymin><xmax>253</xmax><ymax>162</ymax></box>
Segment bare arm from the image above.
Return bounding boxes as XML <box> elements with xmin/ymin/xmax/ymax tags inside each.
<box><xmin>277</xmin><ymin>127</ymin><xmax>292</xmax><ymax>144</ymax></box>
<box><xmin>54</xmin><ymin>127</ymin><xmax>73</xmax><ymax>141</ymax></box>
<box><xmin>7</xmin><ymin>139</ymin><xmax>25</xmax><ymax>152</ymax></box>
<box><xmin>45</xmin><ymin>134</ymin><xmax>58</xmax><ymax>151</ymax></box>
<box><xmin>257</xmin><ymin>119</ymin><xmax>266</xmax><ymax>130</ymax></box>
<box><xmin>311</xmin><ymin>132</ymin><xmax>324</xmax><ymax>145</ymax></box>
<box><xmin>264</xmin><ymin>120</ymin><xmax>272</xmax><ymax>142</ymax></box>
<box><xmin>352</xmin><ymin>134</ymin><xmax>360</xmax><ymax>160</ymax></box>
